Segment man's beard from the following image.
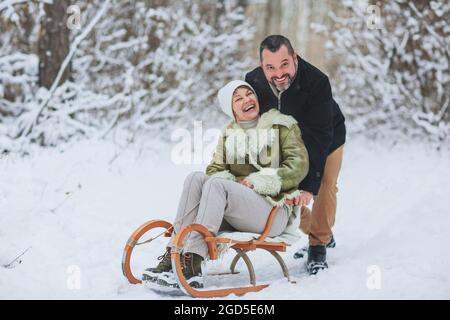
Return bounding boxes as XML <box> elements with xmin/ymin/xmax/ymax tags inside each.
<box><xmin>271</xmin><ymin>75</ymin><xmax>293</xmax><ymax>92</ymax></box>
<box><xmin>271</xmin><ymin>59</ymin><xmax>298</xmax><ymax>92</ymax></box>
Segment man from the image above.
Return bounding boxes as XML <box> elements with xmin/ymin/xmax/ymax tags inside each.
<box><xmin>245</xmin><ymin>35</ymin><xmax>346</xmax><ymax>275</ymax></box>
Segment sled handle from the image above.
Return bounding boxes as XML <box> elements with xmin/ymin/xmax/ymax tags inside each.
<box><xmin>257</xmin><ymin>199</ymin><xmax>294</xmax><ymax>243</ymax></box>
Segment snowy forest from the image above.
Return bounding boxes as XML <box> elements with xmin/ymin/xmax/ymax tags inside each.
<box><xmin>1</xmin><ymin>0</ymin><xmax>449</xmax><ymax>152</ymax></box>
<box><xmin>1</xmin><ymin>0</ymin><xmax>449</xmax><ymax>300</ymax></box>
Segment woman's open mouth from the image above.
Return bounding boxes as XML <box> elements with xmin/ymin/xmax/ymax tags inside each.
<box><xmin>243</xmin><ymin>104</ymin><xmax>256</xmax><ymax>113</ymax></box>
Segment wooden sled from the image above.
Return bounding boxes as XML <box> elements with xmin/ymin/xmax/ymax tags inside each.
<box><xmin>122</xmin><ymin>200</ymin><xmax>296</xmax><ymax>298</ymax></box>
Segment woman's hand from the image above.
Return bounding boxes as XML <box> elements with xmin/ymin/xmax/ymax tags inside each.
<box><xmin>240</xmin><ymin>178</ymin><xmax>254</xmax><ymax>189</ymax></box>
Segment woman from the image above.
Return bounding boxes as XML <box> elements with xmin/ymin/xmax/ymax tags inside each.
<box><xmin>143</xmin><ymin>80</ymin><xmax>309</xmax><ymax>289</ymax></box>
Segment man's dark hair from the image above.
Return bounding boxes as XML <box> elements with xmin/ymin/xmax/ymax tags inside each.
<box><xmin>259</xmin><ymin>35</ymin><xmax>295</xmax><ymax>61</ymax></box>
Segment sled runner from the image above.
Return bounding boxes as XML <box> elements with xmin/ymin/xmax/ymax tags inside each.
<box><xmin>122</xmin><ymin>200</ymin><xmax>297</xmax><ymax>298</ymax></box>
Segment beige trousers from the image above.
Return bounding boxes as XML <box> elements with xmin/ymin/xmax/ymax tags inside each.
<box><xmin>299</xmin><ymin>145</ymin><xmax>344</xmax><ymax>246</ymax></box>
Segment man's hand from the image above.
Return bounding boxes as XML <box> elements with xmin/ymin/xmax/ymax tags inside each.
<box><xmin>240</xmin><ymin>178</ymin><xmax>254</xmax><ymax>189</ymax></box>
<box><xmin>290</xmin><ymin>191</ymin><xmax>313</xmax><ymax>206</ymax></box>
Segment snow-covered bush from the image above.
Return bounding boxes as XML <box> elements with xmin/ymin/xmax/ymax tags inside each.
<box><xmin>68</xmin><ymin>0</ymin><xmax>255</xmax><ymax>145</ymax></box>
<box><xmin>1</xmin><ymin>0</ymin><xmax>255</xmax><ymax>151</ymax></box>
<box><xmin>316</xmin><ymin>0</ymin><xmax>450</xmax><ymax>144</ymax></box>
<box><xmin>0</xmin><ymin>1</ymin><xmax>42</xmax><ymax>151</ymax></box>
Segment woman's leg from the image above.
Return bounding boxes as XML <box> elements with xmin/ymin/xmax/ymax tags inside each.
<box><xmin>171</xmin><ymin>171</ymin><xmax>209</xmax><ymax>233</ymax></box>
<box><xmin>142</xmin><ymin>172</ymin><xmax>209</xmax><ymax>281</ymax></box>
<box><xmin>183</xmin><ymin>177</ymin><xmax>289</xmax><ymax>258</ymax></box>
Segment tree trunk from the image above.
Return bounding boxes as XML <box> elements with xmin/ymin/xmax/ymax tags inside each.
<box><xmin>38</xmin><ymin>0</ymin><xmax>71</xmax><ymax>89</ymax></box>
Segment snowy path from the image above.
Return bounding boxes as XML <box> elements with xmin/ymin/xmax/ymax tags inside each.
<box><xmin>1</xmin><ymin>138</ymin><xmax>449</xmax><ymax>299</ymax></box>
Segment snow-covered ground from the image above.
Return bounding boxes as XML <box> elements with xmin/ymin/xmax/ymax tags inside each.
<box><xmin>0</xmin><ymin>136</ymin><xmax>449</xmax><ymax>299</ymax></box>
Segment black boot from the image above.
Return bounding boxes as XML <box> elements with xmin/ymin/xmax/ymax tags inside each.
<box><xmin>142</xmin><ymin>247</ymin><xmax>172</xmax><ymax>282</ymax></box>
<box><xmin>326</xmin><ymin>233</ymin><xmax>336</xmax><ymax>248</ymax></box>
<box><xmin>294</xmin><ymin>233</ymin><xmax>336</xmax><ymax>259</ymax></box>
<box><xmin>306</xmin><ymin>245</ymin><xmax>328</xmax><ymax>275</ymax></box>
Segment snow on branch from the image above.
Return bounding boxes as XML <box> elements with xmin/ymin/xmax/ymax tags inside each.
<box><xmin>0</xmin><ymin>0</ymin><xmax>52</xmax><ymax>13</ymax></box>
<box><xmin>19</xmin><ymin>0</ymin><xmax>111</xmax><ymax>138</ymax></box>
<box><xmin>1</xmin><ymin>1</ymin><xmax>255</xmax><ymax>151</ymax></box>
<box><xmin>319</xmin><ymin>0</ymin><xmax>450</xmax><ymax>144</ymax></box>
<box><xmin>0</xmin><ymin>0</ymin><xmax>51</xmax><ymax>23</ymax></box>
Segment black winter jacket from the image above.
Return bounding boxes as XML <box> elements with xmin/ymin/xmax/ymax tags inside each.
<box><xmin>245</xmin><ymin>56</ymin><xmax>346</xmax><ymax>195</ymax></box>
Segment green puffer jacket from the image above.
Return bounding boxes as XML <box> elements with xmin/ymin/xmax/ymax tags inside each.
<box><xmin>206</xmin><ymin>108</ymin><xmax>309</xmax><ymax>208</ymax></box>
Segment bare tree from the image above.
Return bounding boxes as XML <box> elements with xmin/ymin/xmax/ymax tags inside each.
<box><xmin>1</xmin><ymin>0</ymin><xmax>254</xmax><ymax>151</ymax></box>
<box><xmin>38</xmin><ymin>0</ymin><xmax>70</xmax><ymax>89</ymax></box>
<box><xmin>266</xmin><ymin>0</ymin><xmax>281</xmax><ymax>36</ymax></box>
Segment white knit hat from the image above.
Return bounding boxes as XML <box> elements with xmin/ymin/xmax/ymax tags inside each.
<box><xmin>217</xmin><ymin>80</ymin><xmax>256</xmax><ymax>119</ymax></box>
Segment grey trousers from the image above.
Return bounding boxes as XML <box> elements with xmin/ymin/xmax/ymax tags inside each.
<box><xmin>169</xmin><ymin>171</ymin><xmax>289</xmax><ymax>258</ymax></box>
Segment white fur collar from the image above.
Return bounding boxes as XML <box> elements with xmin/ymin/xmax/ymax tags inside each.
<box><xmin>223</xmin><ymin>109</ymin><xmax>297</xmax><ymax>166</ymax></box>
<box><xmin>224</xmin><ymin>127</ymin><xmax>276</xmax><ymax>164</ymax></box>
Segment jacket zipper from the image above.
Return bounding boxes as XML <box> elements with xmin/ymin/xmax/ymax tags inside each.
<box><xmin>277</xmin><ymin>90</ymin><xmax>283</xmax><ymax>111</ymax></box>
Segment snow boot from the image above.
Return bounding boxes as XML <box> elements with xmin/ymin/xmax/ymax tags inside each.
<box><xmin>156</xmin><ymin>252</ymin><xmax>204</xmax><ymax>289</ymax></box>
<box><xmin>294</xmin><ymin>233</ymin><xmax>336</xmax><ymax>259</ymax></box>
<box><xmin>326</xmin><ymin>233</ymin><xmax>336</xmax><ymax>248</ymax></box>
<box><xmin>306</xmin><ymin>245</ymin><xmax>328</xmax><ymax>275</ymax></box>
<box><xmin>142</xmin><ymin>247</ymin><xmax>172</xmax><ymax>282</ymax></box>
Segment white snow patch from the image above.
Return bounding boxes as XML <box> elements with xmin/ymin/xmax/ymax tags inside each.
<box><xmin>0</xmin><ymin>137</ymin><xmax>449</xmax><ymax>299</ymax></box>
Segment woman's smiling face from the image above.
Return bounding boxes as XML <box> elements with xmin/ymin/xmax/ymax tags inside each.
<box><xmin>231</xmin><ymin>86</ymin><xmax>260</xmax><ymax>121</ymax></box>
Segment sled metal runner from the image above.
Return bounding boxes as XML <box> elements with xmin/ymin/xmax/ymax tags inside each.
<box><xmin>122</xmin><ymin>200</ymin><xmax>295</xmax><ymax>298</ymax></box>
